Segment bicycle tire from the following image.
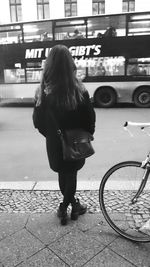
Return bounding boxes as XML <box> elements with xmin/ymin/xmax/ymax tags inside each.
<box><xmin>99</xmin><ymin>161</ymin><xmax>150</xmax><ymax>242</ymax></box>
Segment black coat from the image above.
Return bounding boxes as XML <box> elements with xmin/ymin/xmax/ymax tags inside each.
<box><xmin>45</xmin><ymin>90</ymin><xmax>96</xmax><ymax>173</ymax></box>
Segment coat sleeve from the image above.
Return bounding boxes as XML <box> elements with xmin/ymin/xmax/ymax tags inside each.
<box><xmin>81</xmin><ymin>91</ymin><xmax>96</xmax><ymax>135</ymax></box>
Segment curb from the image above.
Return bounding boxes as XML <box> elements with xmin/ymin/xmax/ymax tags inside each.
<box><xmin>0</xmin><ymin>181</ymin><xmax>100</xmax><ymax>191</ymax></box>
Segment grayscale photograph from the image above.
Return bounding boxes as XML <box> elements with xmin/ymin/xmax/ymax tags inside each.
<box><xmin>0</xmin><ymin>0</ymin><xmax>150</xmax><ymax>266</ymax></box>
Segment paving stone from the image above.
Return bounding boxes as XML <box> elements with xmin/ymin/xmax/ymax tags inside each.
<box><xmin>0</xmin><ymin>189</ymin><xmax>149</xmax><ymax>266</ymax></box>
<box><xmin>26</xmin><ymin>213</ymin><xmax>72</xmax><ymax>245</ymax></box>
<box><xmin>110</xmin><ymin>237</ymin><xmax>150</xmax><ymax>267</ymax></box>
<box><xmin>17</xmin><ymin>248</ymin><xmax>68</xmax><ymax>267</ymax></box>
<box><xmin>0</xmin><ymin>190</ymin><xmax>100</xmax><ymax>213</ymax></box>
<box><xmin>0</xmin><ymin>228</ymin><xmax>44</xmax><ymax>267</ymax></box>
<box><xmin>0</xmin><ymin>213</ymin><xmax>28</xmax><ymax>240</ymax></box>
<box><xmin>49</xmin><ymin>229</ymin><xmax>105</xmax><ymax>267</ymax></box>
<box><xmin>84</xmin><ymin>247</ymin><xmax>134</xmax><ymax>267</ymax></box>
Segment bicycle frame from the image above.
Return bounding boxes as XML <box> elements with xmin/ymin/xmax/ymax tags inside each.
<box><xmin>124</xmin><ymin>121</ymin><xmax>150</xmax><ymax>204</ymax></box>
<box><xmin>131</xmin><ymin>166</ymin><xmax>150</xmax><ymax>204</ymax></box>
<box><xmin>99</xmin><ymin>121</ymin><xmax>150</xmax><ymax>242</ymax></box>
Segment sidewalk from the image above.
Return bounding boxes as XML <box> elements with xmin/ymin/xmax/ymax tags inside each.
<box><xmin>0</xmin><ymin>181</ymin><xmax>150</xmax><ymax>266</ymax></box>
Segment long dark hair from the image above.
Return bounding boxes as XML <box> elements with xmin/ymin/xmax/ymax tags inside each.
<box><xmin>41</xmin><ymin>44</ymin><xmax>84</xmax><ymax>110</ymax></box>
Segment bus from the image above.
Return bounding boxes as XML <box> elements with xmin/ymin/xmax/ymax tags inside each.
<box><xmin>0</xmin><ymin>11</ymin><xmax>150</xmax><ymax>107</ymax></box>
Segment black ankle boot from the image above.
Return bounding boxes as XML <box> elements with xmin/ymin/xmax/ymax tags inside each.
<box><xmin>57</xmin><ymin>203</ymin><xmax>68</xmax><ymax>225</ymax></box>
<box><xmin>71</xmin><ymin>199</ymin><xmax>87</xmax><ymax>220</ymax></box>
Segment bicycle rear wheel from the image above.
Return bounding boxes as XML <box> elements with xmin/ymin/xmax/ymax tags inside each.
<box><xmin>99</xmin><ymin>161</ymin><xmax>150</xmax><ymax>242</ymax></box>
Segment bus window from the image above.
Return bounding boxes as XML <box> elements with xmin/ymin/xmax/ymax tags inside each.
<box><xmin>127</xmin><ymin>64</ymin><xmax>150</xmax><ymax>76</ymax></box>
<box><xmin>55</xmin><ymin>26</ymin><xmax>86</xmax><ymax>40</ymax></box>
<box><xmin>88</xmin><ymin>57</ymin><xmax>125</xmax><ymax>76</ymax></box>
<box><xmin>87</xmin><ymin>14</ymin><xmax>126</xmax><ymax>38</ymax></box>
<box><xmin>0</xmin><ymin>25</ymin><xmax>22</xmax><ymax>44</ymax></box>
<box><xmin>127</xmin><ymin>58</ymin><xmax>150</xmax><ymax>76</ymax></box>
<box><xmin>76</xmin><ymin>67</ymin><xmax>86</xmax><ymax>81</ymax></box>
<box><xmin>23</xmin><ymin>21</ymin><xmax>52</xmax><ymax>42</ymax></box>
<box><xmin>26</xmin><ymin>61</ymin><xmax>43</xmax><ymax>82</ymax></box>
<box><xmin>128</xmin><ymin>13</ymin><xmax>150</xmax><ymax>36</ymax></box>
<box><xmin>4</xmin><ymin>69</ymin><xmax>25</xmax><ymax>83</ymax></box>
<box><xmin>54</xmin><ymin>19</ymin><xmax>86</xmax><ymax>40</ymax></box>
<box><xmin>26</xmin><ymin>69</ymin><xmax>42</xmax><ymax>82</ymax></box>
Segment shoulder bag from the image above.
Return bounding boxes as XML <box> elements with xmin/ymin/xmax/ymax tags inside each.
<box><xmin>50</xmin><ymin>112</ymin><xmax>95</xmax><ymax>161</ymax></box>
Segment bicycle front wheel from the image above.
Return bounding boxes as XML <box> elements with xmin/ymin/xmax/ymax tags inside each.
<box><xmin>99</xmin><ymin>161</ymin><xmax>150</xmax><ymax>242</ymax></box>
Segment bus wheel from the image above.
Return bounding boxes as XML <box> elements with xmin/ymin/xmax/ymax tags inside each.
<box><xmin>94</xmin><ymin>87</ymin><xmax>116</xmax><ymax>108</ymax></box>
<box><xmin>133</xmin><ymin>87</ymin><xmax>150</xmax><ymax>108</ymax></box>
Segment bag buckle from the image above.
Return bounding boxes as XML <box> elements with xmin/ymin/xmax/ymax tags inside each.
<box><xmin>57</xmin><ymin>129</ymin><xmax>62</xmax><ymax>136</ymax></box>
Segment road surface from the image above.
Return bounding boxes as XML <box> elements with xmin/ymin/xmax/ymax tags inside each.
<box><xmin>0</xmin><ymin>105</ymin><xmax>150</xmax><ymax>182</ymax></box>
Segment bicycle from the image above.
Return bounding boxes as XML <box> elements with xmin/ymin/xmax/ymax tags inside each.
<box><xmin>99</xmin><ymin>121</ymin><xmax>150</xmax><ymax>242</ymax></box>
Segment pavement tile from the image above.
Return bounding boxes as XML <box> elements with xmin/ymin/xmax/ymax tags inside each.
<box><xmin>0</xmin><ymin>228</ymin><xmax>44</xmax><ymax>267</ymax></box>
<box><xmin>85</xmin><ymin>221</ymin><xmax>119</xmax><ymax>246</ymax></box>
<box><xmin>26</xmin><ymin>213</ymin><xmax>72</xmax><ymax>245</ymax></box>
<box><xmin>0</xmin><ymin>187</ymin><xmax>149</xmax><ymax>267</ymax></box>
<box><xmin>109</xmin><ymin>237</ymin><xmax>150</xmax><ymax>267</ymax></box>
<box><xmin>0</xmin><ymin>213</ymin><xmax>28</xmax><ymax>240</ymax></box>
<box><xmin>73</xmin><ymin>213</ymin><xmax>104</xmax><ymax>232</ymax></box>
<box><xmin>84</xmin><ymin>247</ymin><xmax>134</xmax><ymax>267</ymax></box>
<box><xmin>17</xmin><ymin>248</ymin><xmax>68</xmax><ymax>267</ymax></box>
<box><xmin>49</xmin><ymin>229</ymin><xmax>105</xmax><ymax>267</ymax></box>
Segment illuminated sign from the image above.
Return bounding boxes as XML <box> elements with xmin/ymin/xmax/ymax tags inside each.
<box><xmin>69</xmin><ymin>45</ymin><xmax>101</xmax><ymax>57</ymax></box>
<box><xmin>25</xmin><ymin>45</ymin><xmax>101</xmax><ymax>59</ymax></box>
<box><xmin>25</xmin><ymin>48</ymin><xmax>48</xmax><ymax>59</ymax></box>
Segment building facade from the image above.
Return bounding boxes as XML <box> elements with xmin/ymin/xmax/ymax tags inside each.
<box><xmin>0</xmin><ymin>0</ymin><xmax>149</xmax><ymax>24</ymax></box>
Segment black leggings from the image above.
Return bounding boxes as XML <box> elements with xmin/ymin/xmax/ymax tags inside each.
<box><xmin>58</xmin><ymin>171</ymin><xmax>77</xmax><ymax>207</ymax></box>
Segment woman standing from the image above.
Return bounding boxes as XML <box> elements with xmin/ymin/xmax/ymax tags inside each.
<box><xmin>36</xmin><ymin>45</ymin><xmax>96</xmax><ymax>225</ymax></box>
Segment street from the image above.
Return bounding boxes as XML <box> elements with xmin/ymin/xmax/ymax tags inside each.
<box><xmin>0</xmin><ymin>105</ymin><xmax>150</xmax><ymax>182</ymax></box>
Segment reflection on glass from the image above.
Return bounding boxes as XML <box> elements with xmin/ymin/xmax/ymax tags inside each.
<box><xmin>55</xmin><ymin>26</ymin><xmax>86</xmax><ymax>40</ymax></box>
<box><xmin>131</xmin><ymin>15</ymin><xmax>150</xmax><ymax>20</ymax></box>
<box><xmin>0</xmin><ymin>31</ymin><xmax>22</xmax><ymax>44</ymax></box>
<box><xmin>88</xmin><ymin>57</ymin><xmax>125</xmax><ymax>76</ymax></box>
<box><xmin>128</xmin><ymin>19</ymin><xmax>150</xmax><ymax>35</ymax></box>
<box><xmin>26</xmin><ymin>69</ymin><xmax>42</xmax><ymax>82</ymax></box>
<box><xmin>23</xmin><ymin>22</ymin><xmax>52</xmax><ymax>42</ymax></box>
<box><xmin>129</xmin><ymin>58</ymin><xmax>150</xmax><ymax>63</ymax></box>
<box><xmin>87</xmin><ymin>15</ymin><xmax>126</xmax><ymax>38</ymax></box>
<box><xmin>4</xmin><ymin>69</ymin><xmax>25</xmax><ymax>83</ymax></box>
<box><xmin>127</xmin><ymin>64</ymin><xmax>150</xmax><ymax>76</ymax></box>
<box><xmin>76</xmin><ymin>68</ymin><xmax>86</xmax><ymax>81</ymax></box>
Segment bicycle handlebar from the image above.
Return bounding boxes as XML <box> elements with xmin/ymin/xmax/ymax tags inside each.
<box><xmin>124</xmin><ymin>121</ymin><xmax>150</xmax><ymax>128</ymax></box>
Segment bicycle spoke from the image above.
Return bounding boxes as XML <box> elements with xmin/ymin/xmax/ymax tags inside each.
<box><xmin>99</xmin><ymin>161</ymin><xmax>150</xmax><ymax>242</ymax></box>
